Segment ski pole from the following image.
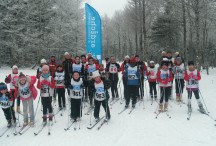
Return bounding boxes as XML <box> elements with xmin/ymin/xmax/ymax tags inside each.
<box><xmin>34</xmin><ymin>95</ymin><xmax>41</xmax><ymax>120</ymax></box>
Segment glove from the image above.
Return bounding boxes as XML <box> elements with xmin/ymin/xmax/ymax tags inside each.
<box><xmin>189</xmin><ymin>73</ymin><xmax>194</xmax><ymax>78</ymax></box>
<box><xmin>41</xmin><ymin>80</ymin><xmax>50</xmax><ymax>86</ymax></box>
<box><xmin>69</xmin><ymin>85</ymin><xmax>73</xmax><ymax>89</ymax></box>
<box><xmin>5</xmin><ymin>76</ymin><xmax>9</xmax><ymax>83</ymax></box>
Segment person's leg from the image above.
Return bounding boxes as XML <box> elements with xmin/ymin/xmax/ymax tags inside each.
<box><xmin>114</xmin><ymin>78</ymin><xmax>119</xmax><ymax>98</ymax></box>
<box><xmin>61</xmin><ymin>88</ymin><xmax>66</xmax><ymax>108</ymax></box>
<box><xmin>28</xmin><ymin>98</ymin><xmax>35</xmax><ymax>123</ymax></box>
<box><xmin>57</xmin><ymin>88</ymin><xmax>62</xmax><ymax>108</ymax></box>
<box><xmin>94</xmin><ymin>100</ymin><xmax>100</xmax><ymax>119</ymax></box>
<box><xmin>149</xmin><ymin>82</ymin><xmax>153</xmax><ymax>98</ymax></box>
<box><xmin>153</xmin><ymin>82</ymin><xmax>157</xmax><ymax>98</ymax></box>
<box><xmin>22</xmin><ymin>100</ymin><xmax>28</xmax><ymax>124</ymax></box>
<box><xmin>102</xmin><ymin>100</ymin><xmax>110</xmax><ymax>119</ymax></box>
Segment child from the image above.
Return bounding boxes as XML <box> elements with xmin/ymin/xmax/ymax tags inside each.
<box><xmin>125</xmin><ymin>57</ymin><xmax>140</xmax><ymax>108</ymax></box>
<box><xmin>146</xmin><ymin>61</ymin><xmax>158</xmax><ymax>100</ymax></box>
<box><xmin>36</xmin><ymin>59</ymin><xmax>47</xmax><ymax>79</ymax></box>
<box><xmin>173</xmin><ymin>57</ymin><xmax>185</xmax><ymax>102</ymax></box>
<box><xmin>54</xmin><ymin>65</ymin><xmax>66</xmax><ymax>110</ymax></box>
<box><xmin>5</xmin><ymin>65</ymin><xmax>20</xmax><ymax>113</ymax></box>
<box><xmin>184</xmin><ymin>61</ymin><xmax>205</xmax><ymax>113</ymax></box>
<box><xmin>99</xmin><ymin>64</ymin><xmax>106</xmax><ymax>79</ymax></box>
<box><xmin>69</xmin><ymin>71</ymin><xmax>84</xmax><ymax>121</ymax></box>
<box><xmin>72</xmin><ymin>56</ymin><xmax>85</xmax><ymax>76</ymax></box>
<box><xmin>37</xmin><ymin>65</ymin><xmax>55</xmax><ymax>124</ymax></box>
<box><xmin>15</xmin><ymin>73</ymin><xmax>37</xmax><ymax>126</ymax></box>
<box><xmin>0</xmin><ymin>82</ymin><xmax>16</xmax><ymax>127</ymax></box>
<box><xmin>89</xmin><ymin>70</ymin><xmax>111</xmax><ymax>121</ymax></box>
<box><xmin>85</xmin><ymin>57</ymin><xmax>99</xmax><ymax>107</ymax></box>
<box><xmin>157</xmin><ymin>59</ymin><xmax>173</xmax><ymax>112</ymax></box>
<box><xmin>106</xmin><ymin>56</ymin><xmax>120</xmax><ymax>100</ymax></box>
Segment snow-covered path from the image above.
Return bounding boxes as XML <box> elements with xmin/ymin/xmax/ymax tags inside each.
<box><xmin>0</xmin><ymin>68</ymin><xmax>215</xmax><ymax>146</ymax></box>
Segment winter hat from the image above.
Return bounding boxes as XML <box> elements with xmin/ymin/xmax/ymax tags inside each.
<box><xmin>162</xmin><ymin>51</ymin><xmax>166</xmax><ymax>54</ymax></box>
<box><xmin>12</xmin><ymin>65</ymin><xmax>18</xmax><ymax>70</ymax></box>
<box><xmin>64</xmin><ymin>52</ymin><xmax>70</xmax><ymax>56</ymax></box>
<box><xmin>40</xmin><ymin>59</ymin><xmax>47</xmax><ymax>64</ymax></box>
<box><xmin>125</xmin><ymin>55</ymin><xmax>130</xmax><ymax>59</ymax></box>
<box><xmin>0</xmin><ymin>82</ymin><xmax>7</xmax><ymax>91</ymax></box>
<box><xmin>18</xmin><ymin>72</ymin><xmax>26</xmax><ymax>80</ymax></box>
<box><xmin>161</xmin><ymin>58</ymin><xmax>169</xmax><ymax>66</ymax></box>
<box><xmin>135</xmin><ymin>55</ymin><xmax>139</xmax><ymax>58</ymax></box>
<box><xmin>130</xmin><ymin>57</ymin><xmax>136</xmax><ymax>64</ymax></box>
<box><xmin>150</xmin><ymin>61</ymin><xmax>155</xmax><ymax>64</ymax></box>
<box><xmin>92</xmin><ymin>70</ymin><xmax>100</xmax><ymax>78</ymax></box>
<box><xmin>176</xmin><ymin>57</ymin><xmax>182</xmax><ymax>62</ymax></box>
<box><xmin>88</xmin><ymin>52</ymin><xmax>92</xmax><ymax>55</ymax></box>
<box><xmin>188</xmin><ymin>61</ymin><xmax>194</xmax><ymax>66</ymax></box>
<box><xmin>42</xmin><ymin>65</ymin><xmax>49</xmax><ymax>71</ymax></box>
<box><xmin>175</xmin><ymin>52</ymin><xmax>179</xmax><ymax>56</ymax></box>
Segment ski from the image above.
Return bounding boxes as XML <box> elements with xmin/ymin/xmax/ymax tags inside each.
<box><xmin>87</xmin><ymin>116</ymin><xmax>105</xmax><ymax>130</ymax></box>
<box><xmin>0</xmin><ymin>127</ymin><xmax>10</xmax><ymax>137</ymax></box>
<box><xmin>64</xmin><ymin>120</ymin><xmax>76</xmax><ymax>131</ymax></box>
<box><xmin>48</xmin><ymin>121</ymin><xmax>53</xmax><ymax>135</ymax></box>
<box><xmin>54</xmin><ymin>109</ymin><xmax>61</xmax><ymax>116</ymax></box>
<box><xmin>187</xmin><ymin>111</ymin><xmax>192</xmax><ymax>120</ymax></box>
<box><xmin>14</xmin><ymin>124</ymin><xmax>28</xmax><ymax>135</ymax></box>
<box><xmin>97</xmin><ymin>119</ymin><xmax>108</xmax><ymax>130</ymax></box>
<box><xmin>6</xmin><ymin>126</ymin><xmax>16</xmax><ymax>137</ymax></box>
<box><xmin>34</xmin><ymin>123</ymin><xmax>47</xmax><ymax>136</ymax></box>
<box><xmin>110</xmin><ymin>98</ymin><xmax>120</xmax><ymax>106</ymax></box>
<box><xmin>118</xmin><ymin>108</ymin><xmax>128</xmax><ymax>115</ymax></box>
<box><xmin>155</xmin><ymin>111</ymin><xmax>162</xmax><ymax>119</ymax></box>
<box><xmin>165</xmin><ymin>111</ymin><xmax>171</xmax><ymax>119</ymax></box>
<box><xmin>84</xmin><ymin>107</ymin><xmax>94</xmax><ymax>115</ymax></box>
<box><xmin>128</xmin><ymin>108</ymin><xmax>135</xmax><ymax>114</ymax></box>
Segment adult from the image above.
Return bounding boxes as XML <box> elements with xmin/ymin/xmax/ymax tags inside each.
<box><xmin>135</xmin><ymin>55</ymin><xmax>147</xmax><ymax>100</ymax></box>
<box><xmin>120</xmin><ymin>55</ymin><xmax>130</xmax><ymax>100</ymax></box>
<box><xmin>48</xmin><ymin>55</ymin><xmax>58</xmax><ymax>78</ymax></box>
<box><xmin>62</xmin><ymin>52</ymin><xmax>73</xmax><ymax>94</ymax></box>
<box><xmin>36</xmin><ymin>59</ymin><xmax>47</xmax><ymax>79</ymax></box>
<box><xmin>106</xmin><ymin>56</ymin><xmax>120</xmax><ymax>99</ymax></box>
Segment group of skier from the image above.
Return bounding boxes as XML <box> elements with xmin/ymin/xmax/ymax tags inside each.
<box><xmin>0</xmin><ymin>50</ymin><xmax>208</xmax><ymax>134</ymax></box>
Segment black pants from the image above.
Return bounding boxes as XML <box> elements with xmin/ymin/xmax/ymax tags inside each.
<box><xmin>159</xmin><ymin>87</ymin><xmax>171</xmax><ymax>103</ymax></box>
<box><xmin>123</xmin><ymin>78</ymin><xmax>127</xmax><ymax>99</ymax></box>
<box><xmin>94</xmin><ymin>99</ymin><xmax>110</xmax><ymax>119</ymax></box>
<box><xmin>70</xmin><ymin>98</ymin><xmax>82</xmax><ymax>119</ymax></box>
<box><xmin>41</xmin><ymin>97</ymin><xmax>53</xmax><ymax>115</ymax></box>
<box><xmin>139</xmin><ymin>76</ymin><xmax>144</xmax><ymax>97</ymax></box>
<box><xmin>11</xmin><ymin>90</ymin><xmax>20</xmax><ymax>107</ymax></box>
<box><xmin>126</xmin><ymin>85</ymin><xmax>139</xmax><ymax>105</ymax></box>
<box><xmin>56</xmin><ymin>88</ymin><xmax>66</xmax><ymax>108</ymax></box>
<box><xmin>88</xmin><ymin>87</ymin><xmax>94</xmax><ymax>106</ymax></box>
<box><xmin>2</xmin><ymin>107</ymin><xmax>16</xmax><ymax>122</ymax></box>
<box><xmin>149</xmin><ymin>82</ymin><xmax>157</xmax><ymax>98</ymax></box>
<box><xmin>175</xmin><ymin>79</ymin><xmax>185</xmax><ymax>95</ymax></box>
<box><xmin>110</xmin><ymin>78</ymin><xmax>119</xmax><ymax>98</ymax></box>
<box><xmin>187</xmin><ymin>90</ymin><xmax>200</xmax><ymax>99</ymax></box>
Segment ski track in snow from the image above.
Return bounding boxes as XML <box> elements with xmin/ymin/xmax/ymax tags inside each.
<box><xmin>0</xmin><ymin>65</ymin><xmax>216</xmax><ymax>146</ymax></box>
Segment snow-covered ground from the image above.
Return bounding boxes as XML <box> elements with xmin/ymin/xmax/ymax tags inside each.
<box><xmin>0</xmin><ymin>67</ymin><xmax>216</xmax><ymax>146</ymax></box>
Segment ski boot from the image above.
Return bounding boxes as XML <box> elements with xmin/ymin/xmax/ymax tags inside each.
<box><xmin>198</xmin><ymin>104</ymin><xmax>206</xmax><ymax>114</ymax></box>
<box><xmin>23</xmin><ymin>121</ymin><xmax>28</xmax><ymax>127</ymax></box>
<box><xmin>176</xmin><ymin>94</ymin><xmax>181</xmax><ymax>102</ymax></box>
<box><xmin>187</xmin><ymin>104</ymin><xmax>192</xmax><ymax>113</ymax></box>
<box><xmin>164</xmin><ymin>102</ymin><xmax>168</xmax><ymax>112</ymax></box>
<box><xmin>158</xmin><ymin>103</ymin><xmax>163</xmax><ymax>112</ymax></box>
<box><xmin>42</xmin><ymin>115</ymin><xmax>47</xmax><ymax>126</ymax></box>
<box><xmin>7</xmin><ymin>120</ymin><xmax>12</xmax><ymax>128</ymax></box>
<box><xmin>125</xmin><ymin>104</ymin><xmax>129</xmax><ymax>108</ymax></box>
<box><xmin>49</xmin><ymin>114</ymin><xmax>53</xmax><ymax>122</ymax></box>
<box><xmin>132</xmin><ymin>104</ymin><xmax>136</xmax><ymax>108</ymax></box>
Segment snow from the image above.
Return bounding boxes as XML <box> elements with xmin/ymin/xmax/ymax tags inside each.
<box><xmin>0</xmin><ymin>66</ymin><xmax>216</xmax><ymax>146</ymax></box>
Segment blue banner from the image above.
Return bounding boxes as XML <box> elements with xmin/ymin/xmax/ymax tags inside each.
<box><xmin>85</xmin><ymin>3</ymin><xmax>102</xmax><ymax>63</ymax></box>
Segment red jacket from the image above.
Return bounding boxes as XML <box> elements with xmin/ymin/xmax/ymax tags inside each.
<box><xmin>37</xmin><ymin>76</ymin><xmax>55</xmax><ymax>89</ymax></box>
<box><xmin>48</xmin><ymin>61</ymin><xmax>58</xmax><ymax>78</ymax></box>
<box><xmin>157</xmin><ymin>70</ymin><xmax>173</xmax><ymax>87</ymax></box>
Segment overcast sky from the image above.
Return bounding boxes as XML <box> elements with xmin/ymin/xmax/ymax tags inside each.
<box><xmin>84</xmin><ymin>0</ymin><xmax>128</xmax><ymax>18</ymax></box>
